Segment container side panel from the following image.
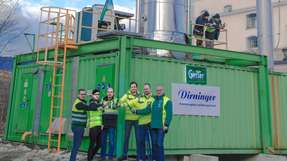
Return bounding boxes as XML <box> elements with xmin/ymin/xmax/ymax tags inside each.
<box><xmin>130</xmin><ymin>56</ymin><xmax>261</xmax><ymax>153</ymax></box>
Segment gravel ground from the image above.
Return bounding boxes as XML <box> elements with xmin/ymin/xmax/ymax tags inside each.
<box><xmin>0</xmin><ymin>139</ymin><xmax>137</xmax><ymax>161</ymax></box>
<box><xmin>0</xmin><ymin>139</ymin><xmax>86</xmax><ymax>161</ymax></box>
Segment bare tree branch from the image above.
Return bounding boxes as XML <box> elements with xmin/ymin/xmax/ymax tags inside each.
<box><xmin>0</xmin><ymin>0</ymin><xmax>20</xmax><ymax>35</ymax></box>
<box><xmin>0</xmin><ymin>0</ymin><xmax>29</xmax><ymax>56</ymax></box>
<box><xmin>0</xmin><ymin>26</ymin><xmax>28</xmax><ymax>55</ymax></box>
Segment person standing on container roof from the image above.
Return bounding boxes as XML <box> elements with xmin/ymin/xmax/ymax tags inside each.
<box><xmin>101</xmin><ymin>87</ymin><xmax>119</xmax><ymax>161</ymax></box>
<box><xmin>212</xmin><ymin>13</ymin><xmax>225</xmax><ymax>41</ymax></box>
<box><xmin>87</xmin><ymin>89</ymin><xmax>104</xmax><ymax>161</ymax></box>
<box><xmin>133</xmin><ymin>85</ymin><xmax>173</xmax><ymax>161</ymax></box>
<box><xmin>70</xmin><ymin>89</ymin><xmax>98</xmax><ymax>161</ymax></box>
<box><xmin>205</xmin><ymin>13</ymin><xmax>225</xmax><ymax>48</ymax></box>
<box><xmin>193</xmin><ymin>10</ymin><xmax>210</xmax><ymax>47</ymax></box>
<box><xmin>118</xmin><ymin>81</ymin><xmax>141</xmax><ymax>161</ymax></box>
<box><xmin>129</xmin><ymin>83</ymin><xmax>154</xmax><ymax>161</ymax></box>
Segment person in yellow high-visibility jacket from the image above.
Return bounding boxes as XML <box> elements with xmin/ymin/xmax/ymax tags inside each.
<box><xmin>129</xmin><ymin>83</ymin><xmax>154</xmax><ymax>161</ymax></box>
<box><xmin>133</xmin><ymin>85</ymin><xmax>173</xmax><ymax>161</ymax></box>
<box><xmin>87</xmin><ymin>89</ymin><xmax>104</xmax><ymax>161</ymax></box>
<box><xmin>118</xmin><ymin>81</ymin><xmax>141</xmax><ymax>160</ymax></box>
<box><xmin>70</xmin><ymin>89</ymin><xmax>100</xmax><ymax>161</ymax></box>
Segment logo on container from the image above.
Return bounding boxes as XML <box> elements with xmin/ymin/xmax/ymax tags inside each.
<box><xmin>177</xmin><ymin>89</ymin><xmax>216</xmax><ymax>103</ymax></box>
<box><xmin>188</xmin><ymin>69</ymin><xmax>205</xmax><ymax>80</ymax></box>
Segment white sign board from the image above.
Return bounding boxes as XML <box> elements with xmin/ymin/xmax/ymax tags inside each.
<box><xmin>172</xmin><ymin>83</ymin><xmax>220</xmax><ymax>116</ymax></box>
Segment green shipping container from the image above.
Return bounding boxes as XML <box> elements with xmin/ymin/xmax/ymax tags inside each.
<box><xmin>269</xmin><ymin>73</ymin><xmax>287</xmax><ymax>154</ymax></box>
<box><xmin>4</xmin><ymin>36</ymin><xmax>286</xmax><ymax>157</ymax></box>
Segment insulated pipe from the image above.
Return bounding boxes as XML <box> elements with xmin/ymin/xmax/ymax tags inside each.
<box><xmin>21</xmin><ymin>131</ymin><xmax>32</xmax><ymax>142</ymax></box>
<box><xmin>136</xmin><ymin>0</ymin><xmax>141</xmax><ymax>33</ymax></box>
<box><xmin>256</xmin><ymin>0</ymin><xmax>274</xmax><ymax>70</ymax></box>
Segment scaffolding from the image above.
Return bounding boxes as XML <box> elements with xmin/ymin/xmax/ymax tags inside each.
<box><xmin>36</xmin><ymin>7</ymin><xmax>77</xmax><ymax>153</ymax></box>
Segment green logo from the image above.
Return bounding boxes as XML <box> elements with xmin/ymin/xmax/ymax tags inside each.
<box><xmin>186</xmin><ymin>66</ymin><xmax>207</xmax><ymax>85</ymax></box>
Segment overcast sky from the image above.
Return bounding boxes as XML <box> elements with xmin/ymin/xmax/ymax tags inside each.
<box><xmin>1</xmin><ymin>0</ymin><xmax>135</xmax><ymax>57</ymax></box>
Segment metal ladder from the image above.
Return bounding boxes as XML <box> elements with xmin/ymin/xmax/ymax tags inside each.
<box><xmin>36</xmin><ymin>7</ymin><xmax>77</xmax><ymax>153</ymax></box>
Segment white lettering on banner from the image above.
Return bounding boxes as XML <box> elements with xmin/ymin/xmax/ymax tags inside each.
<box><xmin>172</xmin><ymin>83</ymin><xmax>220</xmax><ymax>116</ymax></box>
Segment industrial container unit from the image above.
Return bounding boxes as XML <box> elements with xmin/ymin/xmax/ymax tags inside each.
<box><xmin>5</xmin><ymin>35</ymin><xmax>287</xmax><ymax>158</ymax></box>
<box><xmin>4</xmin><ymin>0</ymin><xmax>287</xmax><ymax>159</ymax></box>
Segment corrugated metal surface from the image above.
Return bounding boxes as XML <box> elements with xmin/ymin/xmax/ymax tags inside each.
<box><xmin>36</xmin><ymin>61</ymin><xmax>73</xmax><ymax>147</ymax></box>
<box><xmin>6</xmin><ymin>65</ymin><xmax>38</xmax><ymax>141</ymax></box>
<box><xmin>130</xmin><ymin>56</ymin><xmax>261</xmax><ymax>153</ymax></box>
<box><xmin>77</xmin><ymin>54</ymin><xmax>118</xmax><ymax>90</ymax></box>
<box><xmin>77</xmin><ymin>54</ymin><xmax>118</xmax><ymax>149</ymax></box>
<box><xmin>270</xmin><ymin>74</ymin><xmax>287</xmax><ymax>152</ymax></box>
<box><xmin>6</xmin><ymin>54</ymin><xmax>118</xmax><ymax>148</ymax></box>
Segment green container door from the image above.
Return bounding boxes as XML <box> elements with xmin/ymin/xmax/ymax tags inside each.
<box><xmin>7</xmin><ymin>66</ymin><xmax>40</xmax><ymax>141</ymax></box>
<box><xmin>16</xmin><ymin>74</ymin><xmax>35</xmax><ymax>133</ymax></box>
<box><xmin>96</xmin><ymin>64</ymin><xmax>115</xmax><ymax>97</ymax></box>
<box><xmin>76</xmin><ymin>54</ymin><xmax>118</xmax><ymax>150</ymax></box>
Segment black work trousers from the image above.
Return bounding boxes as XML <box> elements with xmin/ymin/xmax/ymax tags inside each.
<box><xmin>87</xmin><ymin>126</ymin><xmax>102</xmax><ymax>161</ymax></box>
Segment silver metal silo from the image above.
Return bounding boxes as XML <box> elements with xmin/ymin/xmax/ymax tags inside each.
<box><xmin>136</xmin><ymin>0</ymin><xmax>189</xmax><ymax>58</ymax></box>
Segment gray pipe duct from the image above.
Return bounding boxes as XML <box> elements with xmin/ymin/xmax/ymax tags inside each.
<box><xmin>256</xmin><ymin>0</ymin><xmax>274</xmax><ymax>70</ymax></box>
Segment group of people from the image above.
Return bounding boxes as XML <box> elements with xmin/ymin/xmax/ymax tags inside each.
<box><xmin>193</xmin><ymin>10</ymin><xmax>225</xmax><ymax>48</ymax></box>
<box><xmin>69</xmin><ymin>81</ymin><xmax>173</xmax><ymax>161</ymax></box>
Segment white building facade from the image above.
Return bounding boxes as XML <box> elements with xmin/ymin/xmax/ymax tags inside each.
<box><xmin>194</xmin><ymin>0</ymin><xmax>287</xmax><ymax>72</ymax></box>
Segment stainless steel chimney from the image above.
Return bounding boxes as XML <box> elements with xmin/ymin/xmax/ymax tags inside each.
<box><xmin>256</xmin><ymin>0</ymin><xmax>274</xmax><ymax>70</ymax></box>
<box><xmin>137</xmin><ymin>0</ymin><xmax>189</xmax><ymax>58</ymax></box>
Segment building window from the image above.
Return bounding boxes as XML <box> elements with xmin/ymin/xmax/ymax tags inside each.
<box><xmin>247</xmin><ymin>36</ymin><xmax>258</xmax><ymax>49</ymax></box>
<box><xmin>246</xmin><ymin>13</ymin><xmax>256</xmax><ymax>29</ymax></box>
<box><xmin>224</xmin><ymin>5</ymin><xmax>232</xmax><ymax>12</ymax></box>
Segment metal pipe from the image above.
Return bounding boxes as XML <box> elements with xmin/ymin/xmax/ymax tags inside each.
<box><xmin>187</xmin><ymin>0</ymin><xmax>190</xmax><ymax>35</ymax></box>
<box><xmin>188</xmin><ymin>0</ymin><xmax>195</xmax><ymax>35</ymax></box>
<box><xmin>21</xmin><ymin>131</ymin><xmax>32</xmax><ymax>142</ymax></box>
<box><xmin>256</xmin><ymin>0</ymin><xmax>274</xmax><ymax>70</ymax></box>
<box><xmin>136</xmin><ymin>0</ymin><xmax>141</xmax><ymax>33</ymax></box>
<box><xmin>141</xmin><ymin>0</ymin><xmax>188</xmax><ymax>58</ymax></box>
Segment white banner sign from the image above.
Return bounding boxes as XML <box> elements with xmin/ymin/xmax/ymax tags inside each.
<box><xmin>172</xmin><ymin>83</ymin><xmax>220</xmax><ymax>116</ymax></box>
